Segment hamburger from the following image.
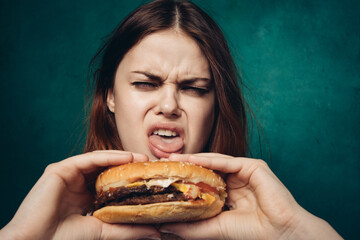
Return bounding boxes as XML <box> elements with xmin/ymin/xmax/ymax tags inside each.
<box><xmin>92</xmin><ymin>161</ymin><xmax>227</xmax><ymax>223</ymax></box>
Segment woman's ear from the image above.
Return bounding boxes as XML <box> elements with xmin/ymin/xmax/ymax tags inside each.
<box><xmin>107</xmin><ymin>89</ymin><xmax>115</xmax><ymax>113</ymax></box>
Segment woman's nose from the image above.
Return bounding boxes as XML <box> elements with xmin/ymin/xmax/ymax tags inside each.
<box><xmin>156</xmin><ymin>86</ymin><xmax>181</xmax><ymax>118</ymax></box>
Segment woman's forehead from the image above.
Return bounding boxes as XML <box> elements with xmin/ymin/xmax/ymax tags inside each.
<box><xmin>120</xmin><ymin>30</ymin><xmax>211</xmax><ymax>79</ymax></box>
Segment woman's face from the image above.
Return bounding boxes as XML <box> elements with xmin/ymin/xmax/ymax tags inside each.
<box><xmin>107</xmin><ymin>30</ymin><xmax>215</xmax><ymax>160</ymax></box>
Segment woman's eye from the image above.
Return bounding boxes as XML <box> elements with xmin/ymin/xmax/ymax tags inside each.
<box><xmin>131</xmin><ymin>81</ymin><xmax>158</xmax><ymax>90</ymax></box>
<box><xmin>181</xmin><ymin>86</ymin><xmax>209</xmax><ymax>96</ymax></box>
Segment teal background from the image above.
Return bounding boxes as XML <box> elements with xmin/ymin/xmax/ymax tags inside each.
<box><xmin>0</xmin><ymin>0</ymin><xmax>359</xmax><ymax>238</ymax></box>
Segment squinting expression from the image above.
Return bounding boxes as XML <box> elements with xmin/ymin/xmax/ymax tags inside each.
<box><xmin>107</xmin><ymin>30</ymin><xmax>215</xmax><ymax>160</ymax></box>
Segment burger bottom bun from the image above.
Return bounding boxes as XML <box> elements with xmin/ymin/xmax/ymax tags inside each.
<box><xmin>93</xmin><ymin>194</ymin><xmax>224</xmax><ymax>224</ymax></box>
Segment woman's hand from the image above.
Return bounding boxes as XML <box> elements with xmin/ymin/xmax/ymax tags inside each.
<box><xmin>0</xmin><ymin>150</ymin><xmax>161</xmax><ymax>240</ymax></box>
<box><xmin>161</xmin><ymin>153</ymin><xmax>342</xmax><ymax>240</ymax></box>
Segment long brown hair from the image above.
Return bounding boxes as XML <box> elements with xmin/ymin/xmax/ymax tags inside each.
<box><xmin>85</xmin><ymin>0</ymin><xmax>249</xmax><ymax>157</ymax></box>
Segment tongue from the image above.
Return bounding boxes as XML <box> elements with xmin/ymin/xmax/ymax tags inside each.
<box><xmin>148</xmin><ymin>135</ymin><xmax>184</xmax><ymax>153</ymax></box>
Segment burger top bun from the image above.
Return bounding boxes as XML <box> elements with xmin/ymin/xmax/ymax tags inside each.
<box><xmin>95</xmin><ymin>161</ymin><xmax>226</xmax><ymax>194</ymax></box>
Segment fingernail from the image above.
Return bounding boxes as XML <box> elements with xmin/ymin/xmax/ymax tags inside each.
<box><xmin>169</xmin><ymin>153</ymin><xmax>180</xmax><ymax>157</ymax></box>
<box><xmin>137</xmin><ymin>236</ymin><xmax>161</xmax><ymax>240</ymax></box>
<box><xmin>159</xmin><ymin>227</ymin><xmax>173</xmax><ymax>234</ymax></box>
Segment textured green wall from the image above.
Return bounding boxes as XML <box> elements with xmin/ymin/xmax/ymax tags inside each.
<box><xmin>0</xmin><ymin>0</ymin><xmax>359</xmax><ymax>238</ymax></box>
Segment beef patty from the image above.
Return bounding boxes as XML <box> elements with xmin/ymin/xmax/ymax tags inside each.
<box><xmin>94</xmin><ymin>184</ymin><xmax>186</xmax><ymax>210</ymax></box>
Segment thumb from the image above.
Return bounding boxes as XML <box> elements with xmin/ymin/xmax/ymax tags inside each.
<box><xmin>160</xmin><ymin>218</ymin><xmax>224</xmax><ymax>240</ymax></box>
<box><xmin>101</xmin><ymin>223</ymin><xmax>161</xmax><ymax>240</ymax></box>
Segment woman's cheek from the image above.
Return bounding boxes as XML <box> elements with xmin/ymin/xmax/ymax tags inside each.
<box><xmin>184</xmin><ymin>98</ymin><xmax>215</xmax><ymax>153</ymax></box>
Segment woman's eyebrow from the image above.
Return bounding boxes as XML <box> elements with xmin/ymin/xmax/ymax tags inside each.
<box><xmin>131</xmin><ymin>71</ymin><xmax>162</xmax><ymax>81</ymax></box>
<box><xmin>131</xmin><ymin>70</ymin><xmax>211</xmax><ymax>84</ymax></box>
<box><xmin>181</xmin><ymin>78</ymin><xmax>212</xmax><ymax>84</ymax></box>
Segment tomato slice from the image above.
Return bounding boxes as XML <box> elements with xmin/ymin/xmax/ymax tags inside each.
<box><xmin>195</xmin><ymin>182</ymin><xmax>218</xmax><ymax>194</ymax></box>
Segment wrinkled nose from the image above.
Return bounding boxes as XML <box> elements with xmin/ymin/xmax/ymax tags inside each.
<box><xmin>155</xmin><ymin>86</ymin><xmax>181</xmax><ymax>118</ymax></box>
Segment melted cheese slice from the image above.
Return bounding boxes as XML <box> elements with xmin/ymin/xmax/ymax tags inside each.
<box><xmin>126</xmin><ymin>182</ymin><xmax>145</xmax><ymax>188</ymax></box>
<box><xmin>200</xmin><ymin>193</ymin><xmax>216</xmax><ymax>204</ymax></box>
<box><xmin>171</xmin><ymin>182</ymin><xmax>190</xmax><ymax>193</ymax></box>
<box><xmin>172</xmin><ymin>182</ymin><xmax>201</xmax><ymax>199</ymax></box>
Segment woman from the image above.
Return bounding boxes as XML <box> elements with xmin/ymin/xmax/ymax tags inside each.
<box><xmin>0</xmin><ymin>0</ymin><xmax>342</xmax><ymax>239</ymax></box>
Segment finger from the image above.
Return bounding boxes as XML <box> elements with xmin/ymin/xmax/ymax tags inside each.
<box><xmin>169</xmin><ymin>153</ymin><xmax>232</xmax><ymax>161</ymax></box>
<box><xmin>170</xmin><ymin>153</ymin><xmax>244</xmax><ymax>174</ymax></box>
<box><xmin>192</xmin><ymin>152</ymin><xmax>233</xmax><ymax>158</ymax></box>
<box><xmin>43</xmin><ymin>151</ymin><xmax>148</xmax><ymax>193</ymax></box>
<box><xmin>168</xmin><ymin>153</ymin><xmax>191</xmax><ymax>162</ymax></box>
<box><xmin>63</xmin><ymin>150</ymin><xmax>148</xmax><ymax>174</ymax></box>
<box><xmin>100</xmin><ymin>222</ymin><xmax>160</xmax><ymax>240</ymax></box>
<box><xmin>59</xmin><ymin>215</ymin><xmax>161</xmax><ymax>240</ymax></box>
<box><xmin>95</xmin><ymin>150</ymin><xmax>149</xmax><ymax>162</ymax></box>
<box><xmin>160</xmin><ymin>217</ymin><xmax>224</xmax><ymax>240</ymax></box>
<box><xmin>169</xmin><ymin>154</ymin><xmax>281</xmax><ymax>191</ymax></box>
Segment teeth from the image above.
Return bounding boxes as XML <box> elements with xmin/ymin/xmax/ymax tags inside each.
<box><xmin>153</xmin><ymin>129</ymin><xmax>178</xmax><ymax>137</ymax></box>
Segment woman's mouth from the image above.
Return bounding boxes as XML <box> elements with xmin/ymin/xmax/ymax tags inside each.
<box><xmin>148</xmin><ymin>127</ymin><xmax>184</xmax><ymax>159</ymax></box>
<box><xmin>152</xmin><ymin>129</ymin><xmax>178</xmax><ymax>137</ymax></box>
